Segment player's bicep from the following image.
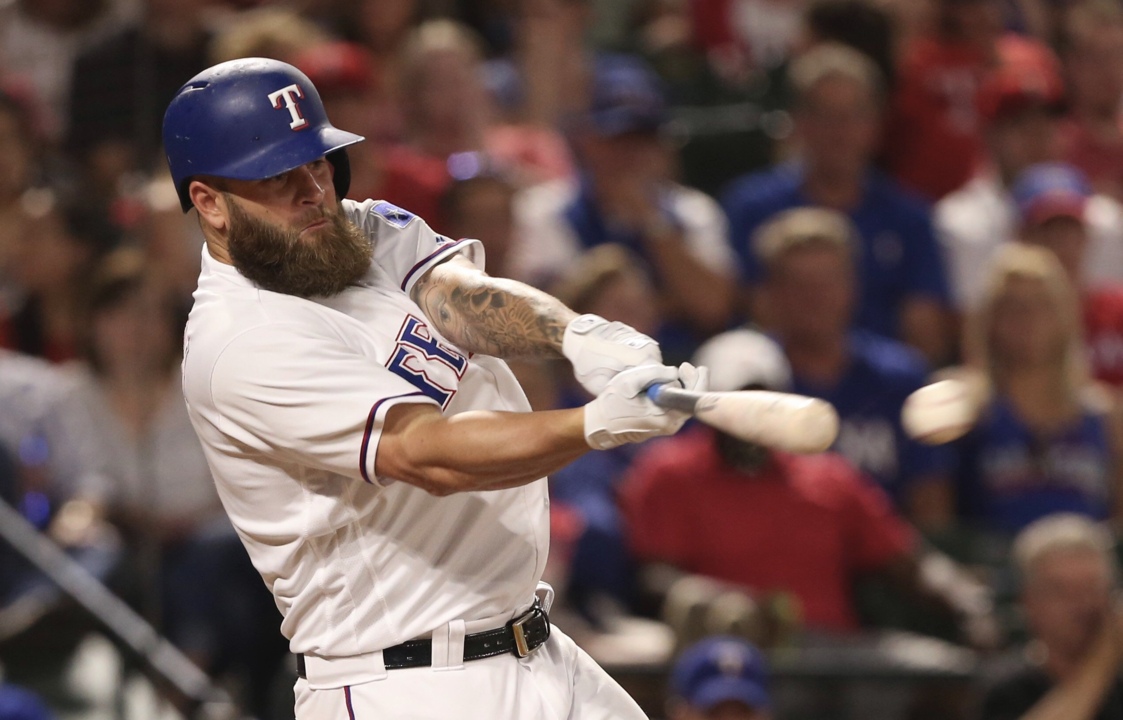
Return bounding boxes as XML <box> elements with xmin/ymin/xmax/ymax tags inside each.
<box><xmin>372</xmin><ymin>402</ymin><xmax>445</xmax><ymax>485</ymax></box>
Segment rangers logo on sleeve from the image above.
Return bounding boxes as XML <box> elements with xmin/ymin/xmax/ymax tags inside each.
<box><xmin>267</xmin><ymin>83</ymin><xmax>309</xmax><ymax>130</ymax></box>
<box><xmin>386</xmin><ymin>315</ymin><xmax>468</xmax><ymax>408</ymax></box>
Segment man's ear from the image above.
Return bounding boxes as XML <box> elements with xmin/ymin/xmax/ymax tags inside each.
<box><xmin>189</xmin><ymin>180</ymin><xmax>227</xmax><ymax>231</ymax></box>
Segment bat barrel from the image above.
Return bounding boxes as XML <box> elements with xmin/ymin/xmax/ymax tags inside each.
<box><xmin>647</xmin><ymin>384</ymin><xmax>839</xmax><ymax>454</ymax></box>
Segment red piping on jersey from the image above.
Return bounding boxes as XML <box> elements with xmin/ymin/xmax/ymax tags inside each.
<box><xmin>360</xmin><ymin>391</ymin><xmax>429</xmax><ymax>483</ymax></box>
<box><xmin>344</xmin><ymin>685</ymin><xmax>356</xmax><ymax>719</ymax></box>
<box><xmin>399</xmin><ymin>238</ymin><xmax>472</xmax><ymax>291</ymax></box>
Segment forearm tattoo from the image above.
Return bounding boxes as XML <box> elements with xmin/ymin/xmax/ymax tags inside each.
<box><xmin>412</xmin><ymin>269</ymin><xmax>573</xmax><ymax>359</ymax></box>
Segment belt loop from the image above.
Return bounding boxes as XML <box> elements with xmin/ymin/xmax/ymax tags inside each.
<box><xmin>431</xmin><ymin>619</ymin><xmax>466</xmax><ymax>671</ymax></box>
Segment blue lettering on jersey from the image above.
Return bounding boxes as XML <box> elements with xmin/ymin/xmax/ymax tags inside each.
<box><xmin>385</xmin><ymin>316</ymin><xmax>467</xmax><ymax>408</ymax></box>
<box><xmin>371</xmin><ymin>201</ymin><xmax>417</xmax><ymax>229</ymax></box>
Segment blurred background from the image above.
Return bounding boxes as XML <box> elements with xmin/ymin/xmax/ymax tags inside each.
<box><xmin>4</xmin><ymin>0</ymin><xmax>1123</xmax><ymax>718</ymax></box>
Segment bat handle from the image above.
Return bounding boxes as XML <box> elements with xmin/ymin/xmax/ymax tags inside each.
<box><xmin>645</xmin><ymin>383</ymin><xmax>701</xmax><ymax>413</ymax></box>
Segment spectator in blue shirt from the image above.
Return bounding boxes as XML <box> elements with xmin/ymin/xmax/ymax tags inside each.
<box><xmin>955</xmin><ymin>245</ymin><xmax>1123</xmax><ymax>535</ymax></box>
<box><xmin>513</xmin><ymin>54</ymin><xmax>737</xmax><ymax>360</ymax></box>
<box><xmin>753</xmin><ymin>207</ymin><xmax>955</xmax><ymax>528</ymax></box>
<box><xmin>722</xmin><ymin>43</ymin><xmax>952</xmax><ymax>364</ymax></box>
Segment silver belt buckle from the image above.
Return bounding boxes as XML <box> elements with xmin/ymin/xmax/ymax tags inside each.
<box><xmin>510</xmin><ymin>605</ymin><xmax>540</xmax><ymax>658</ymax></box>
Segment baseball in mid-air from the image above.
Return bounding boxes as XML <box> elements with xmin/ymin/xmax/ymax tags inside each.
<box><xmin>902</xmin><ymin>379</ymin><xmax>978</xmax><ymax>445</ymax></box>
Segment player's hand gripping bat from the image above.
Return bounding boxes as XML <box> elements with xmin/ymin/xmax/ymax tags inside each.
<box><xmin>646</xmin><ymin>385</ymin><xmax>840</xmax><ymax>454</ymax></box>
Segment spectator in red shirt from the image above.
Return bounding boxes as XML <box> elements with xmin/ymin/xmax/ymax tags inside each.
<box><xmin>1013</xmin><ymin>163</ymin><xmax>1123</xmax><ymax>388</ymax></box>
<box><xmin>381</xmin><ymin>19</ymin><xmax>572</xmax><ymax>233</ymax></box>
<box><xmin>1056</xmin><ymin>0</ymin><xmax>1123</xmax><ymax>202</ymax></box>
<box><xmin>620</xmin><ymin>328</ymin><xmax>994</xmax><ymax>638</ymax></box>
<box><xmin>884</xmin><ymin>0</ymin><xmax>1062</xmax><ymax>201</ymax></box>
<box><xmin>935</xmin><ymin>57</ymin><xmax>1123</xmax><ymax>322</ymax></box>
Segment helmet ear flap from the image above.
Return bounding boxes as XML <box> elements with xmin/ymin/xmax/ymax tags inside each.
<box><xmin>327</xmin><ymin>148</ymin><xmax>351</xmax><ymax>200</ymax></box>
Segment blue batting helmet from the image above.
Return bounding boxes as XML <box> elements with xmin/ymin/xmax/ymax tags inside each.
<box><xmin>162</xmin><ymin>57</ymin><xmax>365</xmax><ymax>212</ymax></box>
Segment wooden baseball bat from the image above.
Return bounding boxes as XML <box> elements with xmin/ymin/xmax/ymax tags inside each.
<box><xmin>646</xmin><ymin>385</ymin><xmax>839</xmax><ymax>454</ymax></box>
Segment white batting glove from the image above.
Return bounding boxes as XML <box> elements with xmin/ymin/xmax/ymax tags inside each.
<box><xmin>562</xmin><ymin>314</ymin><xmax>662</xmax><ymax>395</ymax></box>
<box><xmin>584</xmin><ymin>363</ymin><xmax>707</xmax><ymax>450</ymax></box>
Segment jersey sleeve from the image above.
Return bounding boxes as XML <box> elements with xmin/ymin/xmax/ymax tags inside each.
<box><xmin>345</xmin><ymin>199</ymin><xmax>484</xmax><ymax>296</ymax></box>
<box><xmin>207</xmin><ymin>323</ymin><xmax>440</xmax><ymax>486</ymax></box>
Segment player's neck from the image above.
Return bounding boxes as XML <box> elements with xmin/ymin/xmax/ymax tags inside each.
<box><xmin>205</xmin><ymin>237</ymin><xmax>233</xmax><ymax>266</ymax></box>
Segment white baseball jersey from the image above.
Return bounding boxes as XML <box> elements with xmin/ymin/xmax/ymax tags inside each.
<box><xmin>182</xmin><ymin>199</ymin><xmax>550</xmax><ymax>659</ymax></box>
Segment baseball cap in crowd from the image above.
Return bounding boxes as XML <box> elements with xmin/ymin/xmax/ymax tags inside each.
<box><xmin>671</xmin><ymin>636</ymin><xmax>771</xmax><ymax>713</ymax></box>
<box><xmin>693</xmin><ymin>329</ymin><xmax>792</xmax><ymax>393</ymax></box>
<box><xmin>585</xmin><ymin>55</ymin><xmax>668</xmax><ymax>136</ymax></box>
<box><xmin>977</xmin><ymin>49</ymin><xmax>1065</xmax><ymax>124</ymax></box>
<box><xmin>1012</xmin><ymin>163</ymin><xmax>1093</xmax><ymax>228</ymax></box>
<box><xmin>292</xmin><ymin>42</ymin><xmax>378</xmax><ymax>97</ymax></box>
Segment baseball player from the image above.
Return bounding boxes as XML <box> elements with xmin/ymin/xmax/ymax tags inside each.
<box><xmin>162</xmin><ymin>58</ymin><xmax>705</xmax><ymax>719</ymax></box>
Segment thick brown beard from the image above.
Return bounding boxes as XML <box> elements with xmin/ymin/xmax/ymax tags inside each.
<box><xmin>224</xmin><ymin>194</ymin><xmax>372</xmax><ymax>298</ymax></box>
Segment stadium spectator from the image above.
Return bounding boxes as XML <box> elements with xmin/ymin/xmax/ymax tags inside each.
<box><xmin>547</xmin><ymin>245</ymin><xmax>664</xmax><ymax>617</ymax></box>
<box><xmin>1056</xmin><ymin>0</ymin><xmax>1123</xmax><ymax>202</ymax></box>
<box><xmin>512</xmin><ymin>0</ymin><xmax>593</xmax><ymax>128</ymax></box>
<box><xmin>380</xmin><ymin>19</ymin><xmax>572</xmax><ymax>232</ymax></box>
<box><xmin>0</xmin><ymin>348</ymin><xmax>110</xmax><ymax>530</ymax></box>
<box><xmin>67</xmin><ymin>249</ymin><xmax>285</xmax><ymax>716</ymax></box>
<box><xmin>0</xmin><ymin>88</ymin><xmax>40</xmax><ymax>321</ymax></box>
<box><xmin>620</xmin><ymin>328</ymin><xmax>993</xmax><ymax>638</ymax></box>
<box><xmin>440</xmin><ymin>171</ymin><xmax>519</xmax><ymax>280</ymax></box>
<box><xmin>751</xmin><ymin>207</ymin><xmax>955</xmax><ymax>526</ymax></box>
<box><xmin>0</xmin><ymin>348</ymin><xmax>119</xmax><ymax>632</ymax></box>
<box><xmin>132</xmin><ymin>174</ymin><xmax>205</xmax><ymax>305</ymax></box>
<box><xmin>0</xmin><ymin>191</ymin><xmax>116</xmax><ymax>363</ymax></box>
<box><xmin>981</xmin><ymin>513</ymin><xmax>1123</xmax><ymax>720</ymax></box>
<box><xmin>292</xmin><ymin>42</ymin><xmax>399</xmax><ymax>208</ymax></box>
<box><xmin>800</xmin><ymin>0</ymin><xmax>897</xmax><ymax>90</ymax></box>
<box><xmin>514</xmin><ymin>54</ymin><xmax>736</xmax><ymax>357</ymax></box>
<box><xmin>668</xmin><ymin>636</ymin><xmax>773</xmax><ymax>720</ymax></box>
<box><xmin>722</xmin><ymin>43</ymin><xmax>952</xmax><ymax>364</ymax></box>
<box><xmin>207</xmin><ymin>5</ymin><xmax>333</xmax><ymax>66</ymax></box>
<box><xmin>0</xmin><ymin>0</ymin><xmax>133</xmax><ymax>141</ymax></box>
<box><xmin>955</xmin><ymin>244</ymin><xmax>1123</xmax><ymax>534</ymax></box>
<box><xmin>1013</xmin><ymin>163</ymin><xmax>1123</xmax><ymax>387</ymax></box>
<box><xmin>350</xmin><ymin>0</ymin><xmax>423</xmax><ymax>65</ymax></box>
<box><xmin>687</xmin><ymin>0</ymin><xmax>805</xmax><ymax>76</ymax></box>
<box><xmin>65</xmin><ymin>0</ymin><xmax>212</xmax><ymax>202</ymax></box>
<box><xmin>884</xmin><ymin>0</ymin><xmax>1062</xmax><ymax>201</ymax></box>
<box><xmin>934</xmin><ymin>55</ymin><xmax>1123</xmax><ymax>314</ymax></box>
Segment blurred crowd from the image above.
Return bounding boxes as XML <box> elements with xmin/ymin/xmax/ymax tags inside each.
<box><xmin>3</xmin><ymin>0</ymin><xmax>1123</xmax><ymax>718</ymax></box>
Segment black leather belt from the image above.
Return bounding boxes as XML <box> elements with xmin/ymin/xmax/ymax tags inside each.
<box><xmin>296</xmin><ymin>603</ymin><xmax>550</xmax><ymax>677</ymax></box>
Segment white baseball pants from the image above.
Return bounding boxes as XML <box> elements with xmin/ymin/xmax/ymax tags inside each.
<box><xmin>293</xmin><ymin>626</ymin><xmax>648</xmax><ymax>720</ymax></box>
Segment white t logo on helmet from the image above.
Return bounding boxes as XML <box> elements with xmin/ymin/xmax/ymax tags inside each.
<box><xmin>268</xmin><ymin>83</ymin><xmax>309</xmax><ymax>130</ymax></box>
